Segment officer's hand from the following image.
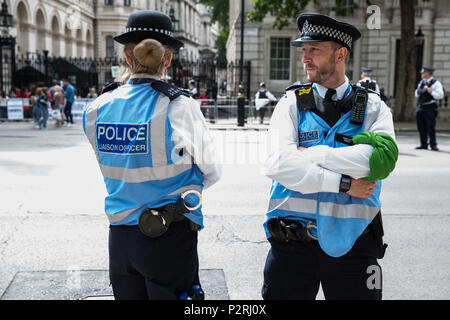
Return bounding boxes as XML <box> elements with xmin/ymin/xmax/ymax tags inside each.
<box><xmin>427</xmin><ymin>87</ymin><xmax>433</xmax><ymax>94</ymax></box>
<box><xmin>346</xmin><ymin>178</ymin><xmax>377</xmax><ymax>198</ymax></box>
<box><xmin>298</xmin><ymin>146</ymin><xmax>307</xmax><ymax>151</ymax></box>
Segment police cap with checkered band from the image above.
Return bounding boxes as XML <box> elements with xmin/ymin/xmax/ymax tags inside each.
<box><xmin>291</xmin><ymin>13</ymin><xmax>361</xmax><ymax>51</ymax></box>
<box><xmin>114</xmin><ymin>10</ymin><xmax>184</xmax><ymax>50</ymax></box>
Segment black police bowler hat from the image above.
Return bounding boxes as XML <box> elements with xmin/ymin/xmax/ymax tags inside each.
<box><xmin>421</xmin><ymin>66</ymin><xmax>435</xmax><ymax>74</ymax></box>
<box><xmin>291</xmin><ymin>13</ymin><xmax>361</xmax><ymax>51</ymax></box>
<box><xmin>114</xmin><ymin>10</ymin><xmax>184</xmax><ymax>50</ymax></box>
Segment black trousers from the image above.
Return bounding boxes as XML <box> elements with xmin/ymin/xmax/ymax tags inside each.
<box><xmin>262</xmin><ymin>229</ymin><xmax>383</xmax><ymax>300</ymax></box>
<box><xmin>109</xmin><ymin>220</ymin><xmax>200</xmax><ymax>300</ymax></box>
<box><xmin>64</xmin><ymin>102</ymin><xmax>73</xmax><ymax>124</ymax></box>
<box><xmin>416</xmin><ymin>105</ymin><xmax>437</xmax><ymax>148</ymax></box>
<box><xmin>259</xmin><ymin>107</ymin><xmax>267</xmax><ymax>124</ymax></box>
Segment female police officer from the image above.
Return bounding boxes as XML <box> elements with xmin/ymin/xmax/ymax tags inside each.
<box><xmin>83</xmin><ymin>10</ymin><xmax>221</xmax><ymax>300</ymax></box>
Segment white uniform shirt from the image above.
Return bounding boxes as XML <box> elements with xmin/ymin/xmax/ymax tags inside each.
<box><xmin>130</xmin><ymin>74</ymin><xmax>221</xmax><ymax>189</ymax></box>
<box><xmin>263</xmin><ymin>76</ymin><xmax>395</xmax><ymax>194</ymax></box>
<box><xmin>255</xmin><ymin>90</ymin><xmax>277</xmax><ymax>111</ymax></box>
<box><xmin>414</xmin><ymin>76</ymin><xmax>444</xmax><ymax>103</ymax></box>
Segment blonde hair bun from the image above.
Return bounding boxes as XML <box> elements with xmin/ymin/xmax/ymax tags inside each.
<box><xmin>133</xmin><ymin>39</ymin><xmax>165</xmax><ymax>68</ymax></box>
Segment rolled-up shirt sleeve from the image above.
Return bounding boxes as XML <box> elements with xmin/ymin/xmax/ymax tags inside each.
<box><xmin>263</xmin><ymin>92</ymin><xmax>342</xmax><ymax>194</ymax></box>
<box><xmin>169</xmin><ymin>96</ymin><xmax>222</xmax><ymax>189</ymax></box>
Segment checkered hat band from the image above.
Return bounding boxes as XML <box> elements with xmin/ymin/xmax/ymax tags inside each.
<box><xmin>126</xmin><ymin>27</ymin><xmax>173</xmax><ymax>37</ymax></box>
<box><xmin>302</xmin><ymin>23</ymin><xmax>352</xmax><ymax>48</ymax></box>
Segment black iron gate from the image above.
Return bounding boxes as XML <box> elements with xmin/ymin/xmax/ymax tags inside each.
<box><xmin>12</xmin><ymin>54</ymin><xmax>127</xmax><ymax>97</ymax></box>
<box><xmin>10</xmin><ymin>55</ymin><xmax>251</xmax><ymax>101</ymax></box>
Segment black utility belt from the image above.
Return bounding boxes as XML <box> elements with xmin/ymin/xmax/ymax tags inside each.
<box><xmin>267</xmin><ymin>217</ymin><xmax>370</xmax><ymax>243</ymax></box>
<box><xmin>419</xmin><ymin>102</ymin><xmax>437</xmax><ymax>109</ymax></box>
<box><xmin>138</xmin><ymin>190</ymin><xmax>202</xmax><ymax>238</ymax></box>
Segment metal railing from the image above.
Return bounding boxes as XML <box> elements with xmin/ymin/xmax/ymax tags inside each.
<box><xmin>0</xmin><ymin>97</ymin><xmax>278</xmax><ymax>124</ymax></box>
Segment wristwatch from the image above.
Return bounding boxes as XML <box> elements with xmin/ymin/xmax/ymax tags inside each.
<box><xmin>339</xmin><ymin>175</ymin><xmax>352</xmax><ymax>193</ymax></box>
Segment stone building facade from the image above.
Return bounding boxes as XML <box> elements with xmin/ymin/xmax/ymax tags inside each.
<box><xmin>227</xmin><ymin>0</ymin><xmax>450</xmax><ymax>102</ymax></box>
<box><xmin>8</xmin><ymin>0</ymin><xmax>217</xmax><ymax>60</ymax></box>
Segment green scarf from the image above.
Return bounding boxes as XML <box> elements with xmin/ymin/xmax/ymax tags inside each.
<box><xmin>352</xmin><ymin>132</ymin><xmax>399</xmax><ymax>182</ymax></box>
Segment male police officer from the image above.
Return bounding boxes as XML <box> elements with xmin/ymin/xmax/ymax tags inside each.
<box><xmin>262</xmin><ymin>13</ymin><xmax>398</xmax><ymax>300</ymax></box>
<box><xmin>188</xmin><ymin>80</ymin><xmax>198</xmax><ymax>98</ymax></box>
<box><xmin>357</xmin><ymin>67</ymin><xmax>380</xmax><ymax>94</ymax></box>
<box><xmin>255</xmin><ymin>82</ymin><xmax>277</xmax><ymax>124</ymax></box>
<box><xmin>415</xmin><ymin>66</ymin><xmax>444</xmax><ymax>151</ymax></box>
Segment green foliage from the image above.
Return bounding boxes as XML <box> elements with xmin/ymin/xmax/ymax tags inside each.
<box><xmin>197</xmin><ymin>0</ymin><xmax>229</xmax><ymax>66</ymax></box>
<box><xmin>247</xmin><ymin>0</ymin><xmax>312</xmax><ymax>30</ymax></box>
<box><xmin>216</xmin><ymin>25</ymin><xmax>229</xmax><ymax>68</ymax></box>
<box><xmin>248</xmin><ymin>0</ymin><xmax>361</xmax><ymax>30</ymax></box>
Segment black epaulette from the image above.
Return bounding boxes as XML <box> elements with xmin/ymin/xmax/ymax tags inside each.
<box><xmin>100</xmin><ymin>82</ymin><xmax>121</xmax><ymax>95</ymax></box>
<box><xmin>151</xmin><ymin>80</ymin><xmax>191</xmax><ymax>101</ymax></box>
<box><xmin>294</xmin><ymin>83</ymin><xmax>316</xmax><ymax>112</ymax></box>
<box><xmin>355</xmin><ymin>83</ymin><xmax>380</xmax><ymax>97</ymax></box>
<box><xmin>285</xmin><ymin>81</ymin><xmax>306</xmax><ymax>92</ymax></box>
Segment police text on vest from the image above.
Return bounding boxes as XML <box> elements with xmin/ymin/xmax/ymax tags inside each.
<box><xmin>96</xmin><ymin>123</ymin><xmax>149</xmax><ymax>155</ymax></box>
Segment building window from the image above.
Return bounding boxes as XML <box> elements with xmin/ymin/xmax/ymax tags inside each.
<box><xmin>106</xmin><ymin>36</ymin><xmax>115</xmax><ymax>58</ymax></box>
<box><xmin>270</xmin><ymin>38</ymin><xmax>290</xmax><ymax>81</ymax></box>
<box><xmin>124</xmin><ymin>0</ymin><xmax>131</xmax><ymax>6</ymax></box>
<box><xmin>334</xmin><ymin>0</ymin><xmax>356</xmax><ymax>16</ymax></box>
<box><xmin>105</xmin><ymin>0</ymin><xmax>114</xmax><ymax>5</ymax></box>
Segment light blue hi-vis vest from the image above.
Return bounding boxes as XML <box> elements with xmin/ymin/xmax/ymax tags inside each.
<box><xmin>265</xmin><ymin>85</ymin><xmax>381</xmax><ymax>258</ymax></box>
<box><xmin>83</xmin><ymin>79</ymin><xmax>204</xmax><ymax>227</ymax></box>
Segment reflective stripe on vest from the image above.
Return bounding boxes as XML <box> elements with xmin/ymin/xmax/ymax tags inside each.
<box><xmin>265</xmin><ymin>89</ymin><xmax>381</xmax><ymax>257</ymax></box>
<box><xmin>83</xmin><ymin>84</ymin><xmax>203</xmax><ymax>225</ymax></box>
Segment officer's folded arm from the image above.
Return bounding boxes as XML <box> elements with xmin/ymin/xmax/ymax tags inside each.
<box><xmin>263</xmin><ymin>96</ymin><xmax>341</xmax><ymax>194</ymax></box>
<box><xmin>264</xmin><ymin>95</ymin><xmax>396</xmax><ymax>194</ymax></box>
<box><xmin>299</xmin><ymin>98</ymin><xmax>395</xmax><ymax>179</ymax></box>
<box><xmin>169</xmin><ymin>96</ymin><xmax>222</xmax><ymax>189</ymax></box>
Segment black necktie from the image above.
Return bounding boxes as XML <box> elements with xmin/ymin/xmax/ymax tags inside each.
<box><xmin>323</xmin><ymin>89</ymin><xmax>340</xmax><ymax>127</ymax></box>
<box><xmin>325</xmin><ymin>89</ymin><xmax>336</xmax><ymax>102</ymax></box>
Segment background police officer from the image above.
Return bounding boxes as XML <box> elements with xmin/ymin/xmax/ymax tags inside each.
<box><xmin>262</xmin><ymin>13</ymin><xmax>398</xmax><ymax>300</ymax></box>
<box><xmin>188</xmin><ymin>80</ymin><xmax>198</xmax><ymax>98</ymax></box>
<box><xmin>357</xmin><ymin>67</ymin><xmax>380</xmax><ymax>94</ymax></box>
<box><xmin>83</xmin><ymin>10</ymin><xmax>221</xmax><ymax>300</ymax></box>
<box><xmin>254</xmin><ymin>82</ymin><xmax>277</xmax><ymax>124</ymax></box>
<box><xmin>415</xmin><ymin>66</ymin><xmax>444</xmax><ymax>151</ymax></box>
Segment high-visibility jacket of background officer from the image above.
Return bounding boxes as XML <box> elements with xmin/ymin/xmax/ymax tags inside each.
<box><xmin>83</xmin><ymin>74</ymin><xmax>221</xmax><ymax>227</ymax></box>
<box><xmin>263</xmin><ymin>76</ymin><xmax>395</xmax><ymax>258</ymax></box>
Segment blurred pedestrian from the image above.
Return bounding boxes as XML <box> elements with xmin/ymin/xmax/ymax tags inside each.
<box><xmin>22</xmin><ymin>88</ymin><xmax>31</xmax><ymax>99</ymax></box>
<box><xmin>188</xmin><ymin>80</ymin><xmax>198</xmax><ymax>98</ymax></box>
<box><xmin>254</xmin><ymin>82</ymin><xmax>277</xmax><ymax>124</ymax></box>
<box><xmin>63</xmin><ymin>78</ymin><xmax>75</xmax><ymax>126</ymax></box>
<box><xmin>53</xmin><ymin>85</ymin><xmax>65</xmax><ymax>126</ymax></box>
<box><xmin>379</xmin><ymin>88</ymin><xmax>388</xmax><ymax>103</ymax></box>
<box><xmin>87</xmin><ymin>87</ymin><xmax>98</xmax><ymax>99</ymax></box>
<box><xmin>415</xmin><ymin>66</ymin><xmax>444</xmax><ymax>151</ymax></box>
<box><xmin>31</xmin><ymin>87</ymin><xmax>40</xmax><ymax>128</ymax></box>
<box><xmin>198</xmin><ymin>89</ymin><xmax>209</xmax><ymax>118</ymax></box>
<box><xmin>37</xmin><ymin>87</ymin><xmax>49</xmax><ymax>129</ymax></box>
<box><xmin>198</xmin><ymin>89</ymin><xmax>208</xmax><ymax>105</ymax></box>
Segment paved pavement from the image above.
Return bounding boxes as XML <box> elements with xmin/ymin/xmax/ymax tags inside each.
<box><xmin>0</xmin><ymin>120</ymin><xmax>449</xmax><ymax>300</ymax></box>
